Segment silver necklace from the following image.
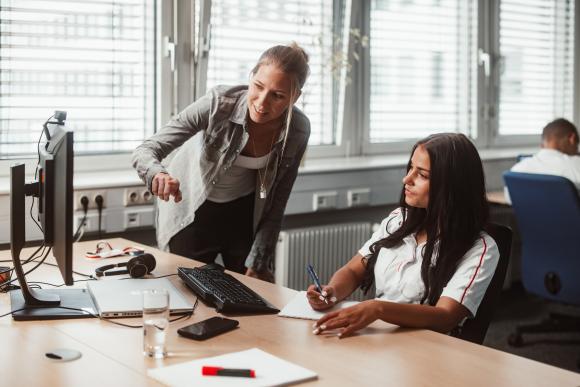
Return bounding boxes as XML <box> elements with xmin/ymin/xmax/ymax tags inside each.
<box><xmin>251</xmin><ymin>129</ymin><xmax>277</xmax><ymax>199</ymax></box>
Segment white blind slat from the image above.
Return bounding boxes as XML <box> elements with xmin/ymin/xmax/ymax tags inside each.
<box><xmin>369</xmin><ymin>0</ymin><xmax>478</xmax><ymax>143</ymax></box>
<box><xmin>206</xmin><ymin>0</ymin><xmax>337</xmax><ymax>146</ymax></box>
<box><xmin>498</xmin><ymin>0</ymin><xmax>575</xmax><ymax>136</ymax></box>
<box><xmin>0</xmin><ymin>0</ymin><xmax>156</xmax><ymax>157</ymax></box>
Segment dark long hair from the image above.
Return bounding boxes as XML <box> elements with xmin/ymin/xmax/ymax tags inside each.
<box><xmin>360</xmin><ymin>133</ymin><xmax>489</xmax><ymax>305</ymax></box>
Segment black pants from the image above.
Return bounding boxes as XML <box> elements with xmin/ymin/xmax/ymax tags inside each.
<box><xmin>168</xmin><ymin>192</ymin><xmax>254</xmax><ymax>274</ymax></box>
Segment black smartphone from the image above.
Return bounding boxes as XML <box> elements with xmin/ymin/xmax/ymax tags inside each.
<box><xmin>177</xmin><ymin>317</ymin><xmax>239</xmax><ymax>341</ymax></box>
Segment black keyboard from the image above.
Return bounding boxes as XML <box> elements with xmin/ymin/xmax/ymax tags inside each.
<box><xmin>177</xmin><ymin>265</ymin><xmax>279</xmax><ymax>314</ymax></box>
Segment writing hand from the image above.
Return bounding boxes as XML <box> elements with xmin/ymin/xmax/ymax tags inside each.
<box><xmin>152</xmin><ymin>172</ymin><xmax>182</xmax><ymax>202</ymax></box>
<box><xmin>306</xmin><ymin>284</ymin><xmax>337</xmax><ymax>311</ymax></box>
<box><xmin>313</xmin><ymin>300</ymin><xmax>379</xmax><ymax>338</ymax></box>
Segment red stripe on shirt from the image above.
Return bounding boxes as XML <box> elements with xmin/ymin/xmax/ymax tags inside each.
<box><xmin>460</xmin><ymin>236</ymin><xmax>487</xmax><ymax>304</ymax></box>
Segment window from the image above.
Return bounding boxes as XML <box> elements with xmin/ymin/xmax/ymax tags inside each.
<box><xmin>0</xmin><ymin>0</ymin><xmax>156</xmax><ymax>158</ymax></box>
<box><xmin>204</xmin><ymin>0</ymin><xmax>339</xmax><ymax>146</ymax></box>
<box><xmin>498</xmin><ymin>0</ymin><xmax>575</xmax><ymax>135</ymax></box>
<box><xmin>367</xmin><ymin>0</ymin><xmax>478</xmax><ymax>144</ymax></box>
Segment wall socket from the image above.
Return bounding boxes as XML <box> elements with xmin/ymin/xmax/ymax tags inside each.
<box><xmin>124</xmin><ymin>207</ymin><xmax>155</xmax><ymax>229</ymax></box>
<box><xmin>124</xmin><ymin>187</ymin><xmax>154</xmax><ymax>207</ymax></box>
<box><xmin>347</xmin><ymin>188</ymin><xmax>371</xmax><ymax>207</ymax></box>
<box><xmin>312</xmin><ymin>191</ymin><xmax>338</xmax><ymax>211</ymax></box>
<box><xmin>74</xmin><ymin>190</ymin><xmax>107</xmax><ymax>211</ymax></box>
<box><xmin>74</xmin><ymin>213</ymin><xmax>105</xmax><ymax>233</ymax></box>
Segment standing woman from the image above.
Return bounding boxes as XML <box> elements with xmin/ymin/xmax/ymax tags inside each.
<box><xmin>132</xmin><ymin>43</ymin><xmax>310</xmax><ymax>281</ymax></box>
<box><xmin>307</xmin><ymin>133</ymin><xmax>500</xmax><ymax>337</ymax></box>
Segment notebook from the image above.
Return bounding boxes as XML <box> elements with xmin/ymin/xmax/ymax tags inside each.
<box><xmin>147</xmin><ymin>348</ymin><xmax>318</xmax><ymax>387</ymax></box>
<box><xmin>87</xmin><ymin>278</ymin><xmax>194</xmax><ymax>317</ymax></box>
<box><xmin>278</xmin><ymin>291</ymin><xmax>360</xmax><ymax>320</ymax></box>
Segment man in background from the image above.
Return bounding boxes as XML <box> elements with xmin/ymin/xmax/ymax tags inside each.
<box><xmin>505</xmin><ymin>118</ymin><xmax>580</xmax><ymax>202</ymax></box>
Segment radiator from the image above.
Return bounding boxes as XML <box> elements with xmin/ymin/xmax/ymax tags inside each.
<box><xmin>275</xmin><ymin>222</ymin><xmax>374</xmax><ymax>301</ymax></box>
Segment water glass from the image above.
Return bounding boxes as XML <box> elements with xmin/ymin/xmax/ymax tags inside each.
<box><xmin>143</xmin><ymin>289</ymin><xmax>169</xmax><ymax>358</ymax></box>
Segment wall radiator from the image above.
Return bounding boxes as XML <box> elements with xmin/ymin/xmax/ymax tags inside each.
<box><xmin>275</xmin><ymin>222</ymin><xmax>374</xmax><ymax>301</ymax></box>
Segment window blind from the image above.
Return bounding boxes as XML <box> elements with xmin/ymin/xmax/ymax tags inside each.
<box><xmin>368</xmin><ymin>0</ymin><xmax>477</xmax><ymax>143</ymax></box>
<box><xmin>498</xmin><ymin>0</ymin><xmax>575</xmax><ymax>135</ymax></box>
<box><xmin>0</xmin><ymin>0</ymin><xmax>156</xmax><ymax>158</ymax></box>
<box><xmin>205</xmin><ymin>0</ymin><xmax>337</xmax><ymax>146</ymax></box>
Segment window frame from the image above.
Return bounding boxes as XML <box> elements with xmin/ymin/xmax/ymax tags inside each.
<box><xmin>357</xmin><ymin>0</ymin><xmax>578</xmax><ymax>156</ymax></box>
<box><xmin>1</xmin><ymin>0</ymin><xmax>578</xmax><ymax>179</ymax></box>
<box><xmin>487</xmin><ymin>0</ymin><xmax>576</xmax><ymax>149</ymax></box>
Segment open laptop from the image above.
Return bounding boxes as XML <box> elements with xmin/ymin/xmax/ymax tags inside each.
<box><xmin>87</xmin><ymin>278</ymin><xmax>194</xmax><ymax>317</ymax></box>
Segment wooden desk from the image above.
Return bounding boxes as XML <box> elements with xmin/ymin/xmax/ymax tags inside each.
<box><xmin>2</xmin><ymin>239</ymin><xmax>579</xmax><ymax>386</ymax></box>
<box><xmin>487</xmin><ymin>190</ymin><xmax>509</xmax><ymax>206</ymax></box>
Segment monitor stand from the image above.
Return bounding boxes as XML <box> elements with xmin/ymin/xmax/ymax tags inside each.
<box><xmin>10</xmin><ymin>288</ymin><xmax>97</xmax><ymax>321</ymax></box>
<box><xmin>9</xmin><ymin>163</ymin><xmax>96</xmax><ymax>321</ymax></box>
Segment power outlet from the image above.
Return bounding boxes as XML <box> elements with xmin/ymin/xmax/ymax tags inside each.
<box><xmin>74</xmin><ymin>213</ymin><xmax>105</xmax><ymax>233</ymax></box>
<box><xmin>74</xmin><ymin>190</ymin><xmax>107</xmax><ymax>211</ymax></box>
<box><xmin>347</xmin><ymin>188</ymin><xmax>371</xmax><ymax>207</ymax></box>
<box><xmin>312</xmin><ymin>191</ymin><xmax>338</xmax><ymax>211</ymax></box>
<box><xmin>124</xmin><ymin>187</ymin><xmax>154</xmax><ymax>207</ymax></box>
<box><xmin>124</xmin><ymin>207</ymin><xmax>155</xmax><ymax>229</ymax></box>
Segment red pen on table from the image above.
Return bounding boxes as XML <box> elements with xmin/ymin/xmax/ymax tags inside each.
<box><xmin>202</xmin><ymin>366</ymin><xmax>256</xmax><ymax>378</ymax></box>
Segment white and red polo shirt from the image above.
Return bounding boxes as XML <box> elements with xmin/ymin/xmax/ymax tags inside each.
<box><xmin>359</xmin><ymin>208</ymin><xmax>499</xmax><ymax>317</ymax></box>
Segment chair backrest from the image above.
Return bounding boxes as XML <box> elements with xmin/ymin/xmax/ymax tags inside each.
<box><xmin>456</xmin><ymin>223</ymin><xmax>512</xmax><ymax>344</ymax></box>
<box><xmin>503</xmin><ymin>171</ymin><xmax>580</xmax><ymax>304</ymax></box>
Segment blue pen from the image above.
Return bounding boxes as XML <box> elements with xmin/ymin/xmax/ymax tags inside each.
<box><xmin>307</xmin><ymin>264</ymin><xmax>328</xmax><ymax>304</ymax></box>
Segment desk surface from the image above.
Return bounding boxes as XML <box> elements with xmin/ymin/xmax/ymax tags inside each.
<box><xmin>1</xmin><ymin>238</ymin><xmax>578</xmax><ymax>386</ymax></box>
<box><xmin>487</xmin><ymin>190</ymin><xmax>509</xmax><ymax>206</ymax></box>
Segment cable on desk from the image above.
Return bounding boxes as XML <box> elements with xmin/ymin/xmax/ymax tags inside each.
<box><xmin>27</xmin><ymin>278</ymin><xmax>97</xmax><ymax>288</ymax></box>
<box><xmin>118</xmin><ymin>273</ymin><xmax>178</xmax><ymax>281</ymax></box>
<box><xmin>0</xmin><ymin>243</ymin><xmax>46</xmax><ymax>264</ymax></box>
<box><xmin>42</xmin><ymin>262</ymin><xmax>94</xmax><ymax>279</ymax></box>
<box><xmin>0</xmin><ymin>247</ymin><xmax>52</xmax><ymax>289</ymax></box>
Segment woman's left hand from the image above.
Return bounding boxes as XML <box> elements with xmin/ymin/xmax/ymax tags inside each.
<box><xmin>313</xmin><ymin>300</ymin><xmax>380</xmax><ymax>338</ymax></box>
<box><xmin>245</xmin><ymin>267</ymin><xmax>274</xmax><ymax>283</ymax></box>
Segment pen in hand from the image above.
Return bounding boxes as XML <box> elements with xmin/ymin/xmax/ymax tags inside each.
<box><xmin>307</xmin><ymin>263</ymin><xmax>328</xmax><ymax>304</ymax></box>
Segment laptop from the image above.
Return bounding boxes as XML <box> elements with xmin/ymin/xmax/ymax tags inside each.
<box><xmin>87</xmin><ymin>278</ymin><xmax>194</xmax><ymax>317</ymax></box>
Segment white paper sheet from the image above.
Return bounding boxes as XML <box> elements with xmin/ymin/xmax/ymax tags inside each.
<box><xmin>278</xmin><ymin>291</ymin><xmax>360</xmax><ymax>320</ymax></box>
<box><xmin>147</xmin><ymin>348</ymin><xmax>317</xmax><ymax>387</ymax></box>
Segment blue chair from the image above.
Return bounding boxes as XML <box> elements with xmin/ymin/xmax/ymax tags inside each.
<box><xmin>503</xmin><ymin>171</ymin><xmax>580</xmax><ymax>348</ymax></box>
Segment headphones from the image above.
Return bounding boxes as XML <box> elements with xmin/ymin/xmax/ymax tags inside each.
<box><xmin>95</xmin><ymin>254</ymin><xmax>156</xmax><ymax>278</ymax></box>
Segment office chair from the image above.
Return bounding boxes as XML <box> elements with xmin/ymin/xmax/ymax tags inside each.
<box><xmin>454</xmin><ymin>223</ymin><xmax>512</xmax><ymax>345</ymax></box>
<box><xmin>503</xmin><ymin>172</ymin><xmax>580</xmax><ymax>351</ymax></box>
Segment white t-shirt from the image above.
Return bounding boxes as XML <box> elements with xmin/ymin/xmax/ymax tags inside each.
<box><xmin>358</xmin><ymin>208</ymin><xmax>499</xmax><ymax>317</ymax></box>
<box><xmin>504</xmin><ymin>149</ymin><xmax>580</xmax><ymax>203</ymax></box>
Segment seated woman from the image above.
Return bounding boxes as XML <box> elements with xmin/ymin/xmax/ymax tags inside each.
<box><xmin>308</xmin><ymin>133</ymin><xmax>499</xmax><ymax>338</ymax></box>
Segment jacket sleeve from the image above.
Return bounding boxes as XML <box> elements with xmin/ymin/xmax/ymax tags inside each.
<box><xmin>245</xmin><ymin>137</ymin><xmax>309</xmax><ymax>273</ymax></box>
<box><xmin>132</xmin><ymin>91</ymin><xmax>212</xmax><ymax>191</ymax></box>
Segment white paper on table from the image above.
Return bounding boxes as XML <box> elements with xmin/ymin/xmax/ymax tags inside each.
<box><xmin>147</xmin><ymin>348</ymin><xmax>317</xmax><ymax>387</ymax></box>
<box><xmin>277</xmin><ymin>291</ymin><xmax>360</xmax><ymax>320</ymax></box>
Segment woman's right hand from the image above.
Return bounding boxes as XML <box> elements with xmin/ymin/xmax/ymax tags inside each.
<box><xmin>152</xmin><ymin>172</ymin><xmax>182</xmax><ymax>202</ymax></box>
<box><xmin>307</xmin><ymin>284</ymin><xmax>338</xmax><ymax>311</ymax></box>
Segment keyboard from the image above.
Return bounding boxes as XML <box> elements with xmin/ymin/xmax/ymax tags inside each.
<box><xmin>177</xmin><ymin>265</ymin><xmax>279</xmax><ymax>314</ymax></box>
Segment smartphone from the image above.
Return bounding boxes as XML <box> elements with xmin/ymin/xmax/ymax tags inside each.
<box><xmin>177</xmin><ymin>317</ymin><xmax>239</xmax><ymax>341</ymax></box>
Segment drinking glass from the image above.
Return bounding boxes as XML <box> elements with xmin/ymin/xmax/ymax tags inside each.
<box><xmin>143</xmin><ymin>289</ymin><xmax>169</xmax><ymax>358</ymax></box>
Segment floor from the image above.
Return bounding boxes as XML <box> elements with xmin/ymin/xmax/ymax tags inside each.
<box><xmin>483</xmin><ymin>283</ymin><xmax>580</xmax><ymax>373</ymax></box>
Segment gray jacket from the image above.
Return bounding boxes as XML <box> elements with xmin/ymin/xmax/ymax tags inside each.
<box><xmin>132</xmin><ymin>85</ymin><xmax>310</xmax><ymax>272</ymax></box>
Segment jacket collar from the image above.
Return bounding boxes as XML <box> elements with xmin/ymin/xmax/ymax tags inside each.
<box><xmin>229</xmin><ymin>89</ymin><xmax>249</xmax><ymax>126</ymax></box>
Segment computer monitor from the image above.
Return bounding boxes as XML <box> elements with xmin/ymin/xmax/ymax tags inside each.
<box><xmin>10</xmin><ymin>112</ymin><xmax>96</xmax><ymax>320</ymax></box>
